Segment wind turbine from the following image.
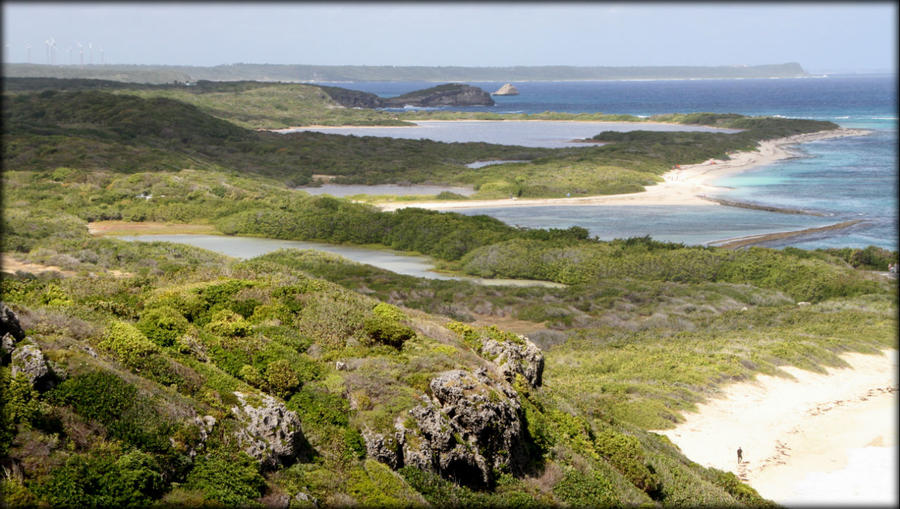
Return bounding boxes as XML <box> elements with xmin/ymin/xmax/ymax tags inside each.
<box><xmin>88</xmin><ymin>42</ymin><xmax>93</xmax><ymax>65</ymax></box>
<box><xmin>25</xmin><ymin>43</ymin><xmax>31</xmax><ymax>63</ymax></box>
<box><xmin>77</xmin><ymin>41</ymin><xmax>84</xmax><ymax>66</ymax></box>
<box><xmin>44</xmin><ymin>38</ymin><xmax>51</xmax><ymax>64</ymax></box>
<box><xmin>99</xmin><ymin>46</ymin><xmax>104</xmax><ymax>65</ymax></box>
<box><xmin>67</xmin><ymin>46</ymin><xmax>73</xmax><ymax>65</ymax></box>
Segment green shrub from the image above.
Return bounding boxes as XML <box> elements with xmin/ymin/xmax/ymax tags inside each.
<box><xmin>264</xmin><ymin>359</ymin><xmax>301</xmax><ymax>399</ymax></box>
<box><xmin>239</xmin><ymin>364</ymin><xmax>264</xmax><ymax>388</ymax></box>
<box><xmin>136</xmin><ymin>305</ymin><xmax>189</xmax><ymax>347</ymax></box>
<box><xmin>593</xmin><ymin>429</ymin><xmax>660</xmax><ymax>496</ymax></box>
<box><xmin>185</xmin><ymin>451</ymin><xmax>266</xmax><ymax>506</ymax></box>
<box><xmin>552</xmin><ymin>466</ymin><xmax>617</xmax><ymax>508</ymax></box>
<box><xmin>372</xmin><ymin>302</ymin><xmax>407</xmax><ymax>322</ymax></box>
<box><xmin>205</xmin><ymin>309</ymin><xmax>252</xmax><ymax>337</ymax></box>
<box><xmin>1</xmin><ymin>371</ymin><xmax>43</xmax><ymax>456</ymax></box>
<box><xmin>710</xmin><ymin>469</ymin><xmax>777</xmax><ymax>507</ymax></box>
<box><xmin>363</xmin><ymin>315</ymin><xmax>415</xmax><ymax>349</ymax></box>
<box><xmin>346</xmin><ymin>459</ymin><xmax>425</xmax><ymax>507</ymax></box>
<box><xmin>99</xmin><ymin>320</ymin><xmax>160</xmax><ymax>368</ymax></box>
<box><xmin>34</xmin><ymin>451</ymin><xmax>165</xmax><ymax>508</ymax></box>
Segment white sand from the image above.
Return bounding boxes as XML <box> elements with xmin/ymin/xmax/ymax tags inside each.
<box><xmin>375</xmin><ymin>128</ymin><xmax>870</xmax><ymax>212</ymax></box>
<box><xmin>658</xmin><ymin>349</ymin><xmax>898</xmax><ymax>507</ymax></box>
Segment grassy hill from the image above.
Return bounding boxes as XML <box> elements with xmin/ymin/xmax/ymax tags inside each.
<box><xmin>2</xmin><ymin>81</ymin><xmax>895</xmax><ymax>507</ymax></box>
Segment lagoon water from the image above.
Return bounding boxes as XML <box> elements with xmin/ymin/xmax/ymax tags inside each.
<box><xmin>316</xmin><ymin>76</ymin><xmax>897</xmax><ymax>250</ymax></box>
<box><xmin>299</xmin><ymin>183</ymin><xmax>475</xmax><ymax>197</ymax></box>
<box><xmin>119</xmin><ymin>234</ymin><xmax>457</xmax><ymax>280</ymax></box>
<box><xmin>282</xmin><ymin>119</ymin><xmax>738</xmax><ymax>148</ymax></box>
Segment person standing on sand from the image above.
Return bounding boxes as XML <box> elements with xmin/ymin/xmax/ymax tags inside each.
<box><xmin>737</xmin><ymin>446</ymin><xmax>743</xmax><ymax>464</ymax></box>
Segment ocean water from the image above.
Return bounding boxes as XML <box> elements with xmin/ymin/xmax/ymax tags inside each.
<box><xmin>316</xmin><ymin>76</ymin><xmax>897</xmax><ymax>250</ymax></box>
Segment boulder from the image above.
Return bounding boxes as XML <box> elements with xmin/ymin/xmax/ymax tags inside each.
<box><xmin>480</xmin><ymin>334</ymin><xmax>544</xmax><ymax>388</ymax></box>
<box><xmin>492</xmin><ymin>83</ymin><xmax>520</xmax><ymax>96</ymax></box>
<box><xmin>11</xmin><ymin>342</ymin><xmax>50</xmax><ymax>387</ymax></box>
<box><xmin>396</xmin><ymin>368</ymin><xmax>528</xmax><ymax>488</ymax></box>
<box><xmin>174</xmin><ymin>415</ymin><xmax>216</xmax><ymax>459</ymax></box>
<box><xmin>1</xmin><ymin>302</ymin><xmax>26</xmax><ymax>342</ymax></box>
<box><xmin>2</xmin><ymin>333</ymin><xmax>16</xmax><ymax>358</ymax></box>
<box><xmin>362</xmin><ymin>428</ymin><xmax>402</xmax><ymax>469</ymax></box>
<box><xmin>231</xmin><ymin>392</ymin><xmax>305</xmax><ymax>469</ymax></box>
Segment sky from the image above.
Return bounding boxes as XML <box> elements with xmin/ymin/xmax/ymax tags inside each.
<box><xmin>3</xmin><ymin>2</ymin><xmax>897</xmax><ymax>74</ymax></box>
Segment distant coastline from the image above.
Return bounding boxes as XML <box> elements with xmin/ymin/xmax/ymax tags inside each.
<box><xmin>2</xmin><ymin>62</ymin><xmax>810</xmax><ymax>84</ymax></box>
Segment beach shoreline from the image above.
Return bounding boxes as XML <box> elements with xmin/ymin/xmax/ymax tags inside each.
<box><xmin>658</xmin><ymin>349</ymin><xmax>898</xmax><ymax>507</ymax></box>
<box><xmin>373</xmin><ymin>127</ymin><xmax>870</xmax><ymax>212</ymax></box>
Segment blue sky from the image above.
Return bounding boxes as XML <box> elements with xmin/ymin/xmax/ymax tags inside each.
<box><xmin>3</xmin><ymin>2</ymin><xmax>896</xmax><ymax>73</ymax></box>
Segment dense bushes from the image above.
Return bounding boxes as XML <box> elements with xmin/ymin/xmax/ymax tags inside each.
<box><xmin>34</xmin><ymin>450</ymin><xmax>167</xmax><ymax>508</ymax></box>
<box><xmin>460</xmin><ymin>239</ymin><xmax>884</xmax><ymax>302</ymax></box>
<box><xmin>184</xmin><ymin>451</ymin><xmax>267</xmax><ymax>506</ymax></box>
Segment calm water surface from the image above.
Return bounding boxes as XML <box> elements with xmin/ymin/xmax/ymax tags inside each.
<box><xmin>120</xmin><ymin>234</ymin><xmax>455</xmax><ymax>280</ymax></box>
<box><xmin>313</xmin><ymin>76</ymin><xmax>897</xmax><ymax>249</ymax></box>
<box><xmin>298</xmin><ymin>183</ymin><xmax>475</xmax><ymax>197</ymax></box>
<box><xmin>281</xmin><ymin>120</ymin><xmax>738</xmax><ymax>148</ymax></box>
<box><xmin>118</xmin><ymin>234</ymin><xmax>563</xmax><ymax>287</ymax></box>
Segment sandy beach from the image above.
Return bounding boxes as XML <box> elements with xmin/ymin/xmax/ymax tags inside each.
<box><xmin>375</xmin><ymin>128</ymin><xmax>870</xmax><ymax>212</ymax></box>
<box><xmin>659</xmin><ymin>349</ymin><xmax>898</xmax><ymax>507</ymax></box>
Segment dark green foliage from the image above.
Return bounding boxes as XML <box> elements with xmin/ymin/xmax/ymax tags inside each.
<box><xmin>593</xmin><ymin>429</ymin><xmax>661</xmax><ymax>496</ymax></box>
<box><xmin>185</xmin><ymin>451</ymin><xmax>267</xmax><ymax>506</ymax></box>
<box><xmin>47</xmin><ymin>371</ymin><xmax>174</xmax><ymax>453</ymax></box>
<box><xmin>33</xmin><ymin>450</ymin><xmax>166</xmax><ymax>508</ymax></box>
<box><xmin>821</xmin><ymin>245</ymin><xmax>898</xmax><ymax>271</ymax></box>
<box><xmin>363</xmin><ymin>315</ymin><xmax>415</xmax><ymax>348</ymax></box>
<box><xmin>136</xmin><ymin>305</ymin><xmax>189</xmax><ymax>347</ymax></box>
<box><xmin>710</xmin><ymin>469</ymin><xmax>777</xmax><ymax>507</ymax></box>
<box><xmin>264</xmin><ymin>359</ymin><xmax>301</xmax><ymax>399</ymax></box>
<box><xmin>1</xmin><ymin>370</ymin><xmax>43</xmax><ymax>456</ymax></box>
<box><xmin>552</xmin><ymin>466</ymin><xmax>618</xmax><ymax>508</ymax></box>
<box><xmin>287</xmin><ymin>385</ymin><xmax>349</xmax><ymax>429</ymax></box>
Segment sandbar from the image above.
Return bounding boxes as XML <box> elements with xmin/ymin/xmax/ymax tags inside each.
<box><xmin>658</xmin><ymin>349</ymin><xmax>898</xmax><ymax>507</ymax></box>
<box><xmin>375</xmin><ymin>128</ymin><xmax>870</xmax><ymax>212</ymax></box>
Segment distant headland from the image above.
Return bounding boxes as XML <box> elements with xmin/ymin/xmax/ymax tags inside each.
<box><xmin>2</xmin><ymin>62</ymin><xmax>809</xmax><ymax>84</ymax></box>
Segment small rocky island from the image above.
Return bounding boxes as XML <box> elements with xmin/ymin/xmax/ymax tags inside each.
<box><xmin>318</xmin><ymin>83</ymin><xmax>494</xmax><ymax>108</ymax></box>
<box><xmin>492</xmin><ymin>83</ymin><xmax>519</xmax><ymax>96</ymax></box>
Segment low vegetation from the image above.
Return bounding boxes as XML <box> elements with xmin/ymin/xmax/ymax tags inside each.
<box><xmin>1</xmin><ymin>79</ymin><xmax>894</xmax><ymax>507</ymax></box>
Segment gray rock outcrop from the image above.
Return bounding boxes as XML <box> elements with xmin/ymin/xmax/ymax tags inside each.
<box><xmin>480</xmin><ymin>334</ymin><xmax>544</xmax><ymax>388</ymax></box>
<box><xmin>231</xmin><ymin>392</ymin><xmax>305</xmax><ymax>469</ymax></box>
<box><xmin>492</xmin><ymin>83</ymin><xmax>520</xmax><ymax>96</ymax></box>
<box><xmin>11</xmin><ymin>342</ymin><xmax>50</xmax><ymax>386</ymax></box>
<box><xmin>396</xmin><ymin>368</ymin><xmax>528</xmax><ymax>488</ymax></box>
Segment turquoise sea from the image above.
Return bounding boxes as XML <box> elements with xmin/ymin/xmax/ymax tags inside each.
<box><xmin>317</xmin><ymin>76</ymin><xmax>897</xmax><ymax>250</ymax></box>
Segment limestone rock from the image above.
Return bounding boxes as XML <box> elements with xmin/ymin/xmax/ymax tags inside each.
<box><xmin>175</xmin><ymin>415</ymin><xmax>216</xmax><ymax>459</ymax></box>
<box><xmin>2</xmin><ymin>333</ymin><xmax>16</xmax><ymax>358</ymax></box>
<box><xmin>480</xmin><ymin>334</ymin><xmax>544</xmax><ymax>388</ymax></box>
<box><xmin>362</xmin><ymin>428</ymin><xmax>402</xmax><ymax>469</ymax></box>
<box><xmin>11</xmin><ymin>342</ymin><xmax>50</xmax><ymax>386</ymax></box>
<box><xmin>231</xmin><ymin>392</ymin><xmax>305</xmax><ymax>469</ymax></box>
<box><xmin>492</xmin><ymin>83</ymin><xmax>520</xmax><ymax>96</ymax></box>
<box><xmin>397</xmin><ymin>368</ymin><xmax>527</xmax><ymax>488</ymax></box>
<box><xmin>0</xmin><ymin>302</ymin><xmax>26</xmax><ymax>342</ymax></box>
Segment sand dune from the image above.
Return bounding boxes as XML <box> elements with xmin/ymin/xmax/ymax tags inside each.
<box><xmin>658</xmin><ymin>349</ymin><xmax>898</xmax><ymax>507</ymax></box>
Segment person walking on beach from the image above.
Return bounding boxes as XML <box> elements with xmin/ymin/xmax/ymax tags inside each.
<box><xmin>737</xmin><ymin>446</ymin><xmax>743</xmax><ymax>464</ymax></box>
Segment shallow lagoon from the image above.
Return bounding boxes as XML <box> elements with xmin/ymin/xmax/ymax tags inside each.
<box><xmin>458</xmin><ymin>205</ymin><xmax>837</xmax><ymax>246</ymax></box>
<box><xmin>281</xmin><ymin>120</ymin><xmax>739</xmax><ymax>148</ymax></box>
<box><xmin>118</xmin><ymin>234</ymin><xmax>563</xmax><ymax>287</ymax></box>
<box><xmin>298</xmin><ymin>183</ymin><xmax>475</xmax><ymax>197</ymax></box>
